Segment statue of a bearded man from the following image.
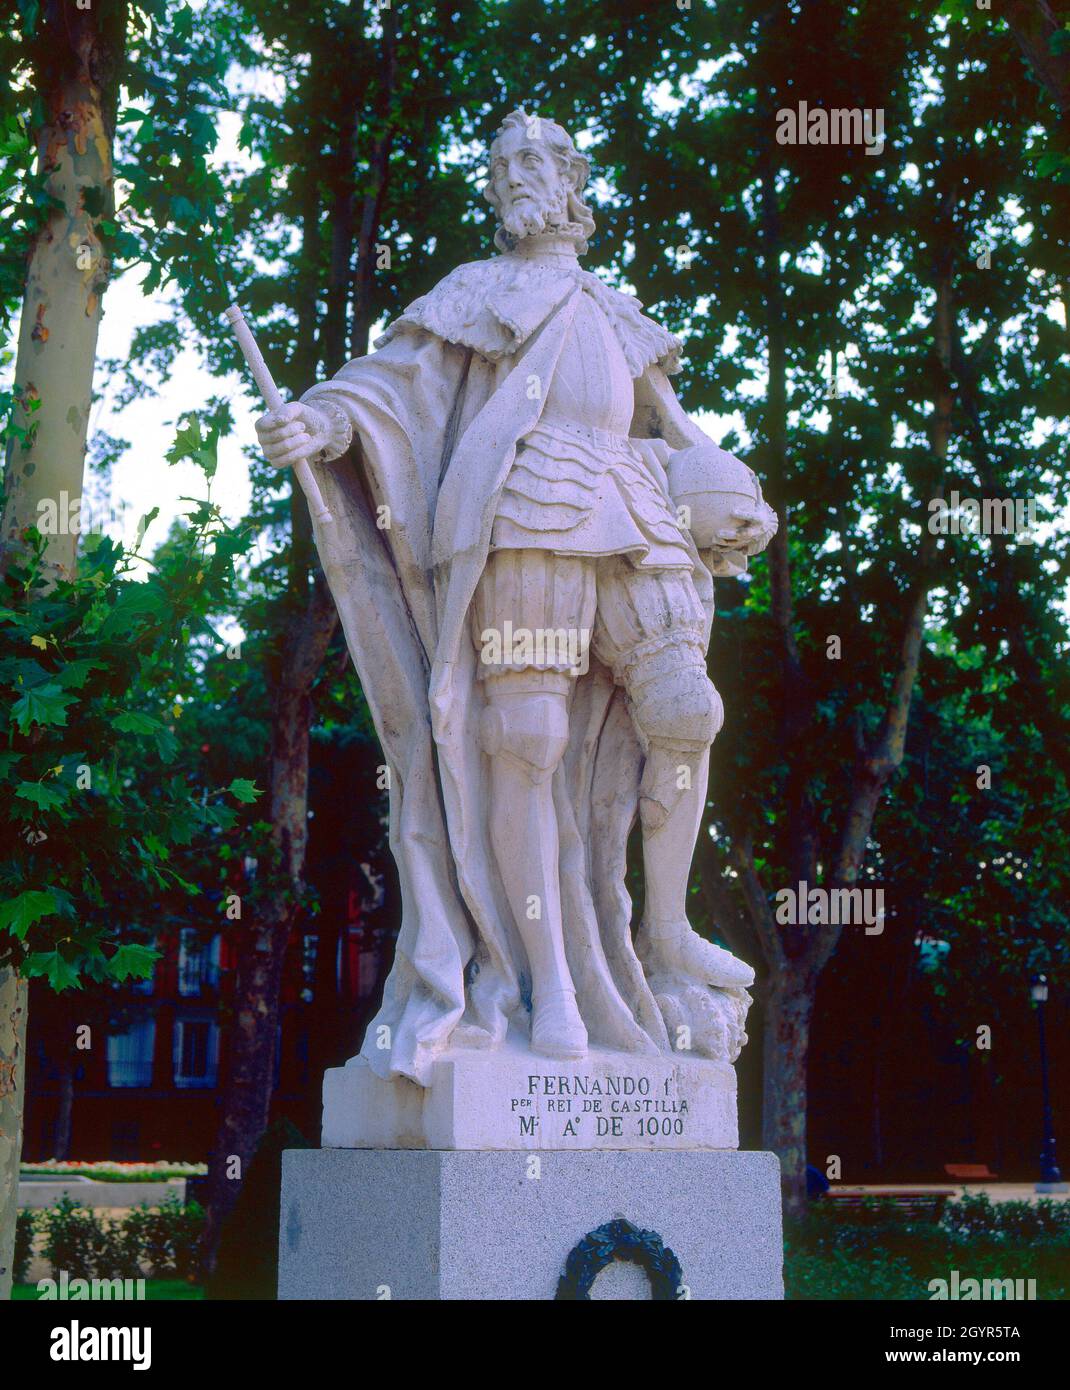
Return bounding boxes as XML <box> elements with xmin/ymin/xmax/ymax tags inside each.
<box><xmin>256</xmin><ymin>110</ymin><xmax>776</xmax><ymax>1088</ymax></box>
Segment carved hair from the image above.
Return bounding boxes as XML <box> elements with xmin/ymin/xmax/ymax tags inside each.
<box><xmin>484</xmin><ymin>108</ymin><xmax>596</xmax><ymax>253</ymax></box>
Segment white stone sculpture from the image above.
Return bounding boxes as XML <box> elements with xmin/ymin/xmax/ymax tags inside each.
<box><xmin>256</xmin><ymin>110</ymin><xmax>777</xmax><ymax>1143</ymax></box>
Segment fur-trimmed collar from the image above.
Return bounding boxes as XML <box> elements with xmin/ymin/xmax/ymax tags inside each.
<box><xmin>376</xmin><ymin>254</ymin><xmax>683</xmax><ymax>378</ymax></box>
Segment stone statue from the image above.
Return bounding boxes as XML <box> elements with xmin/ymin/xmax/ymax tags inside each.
<box><xmin>256</xmin><ymin>110</ymin><xmax>776</xmax><ymax>1109</ymax></box>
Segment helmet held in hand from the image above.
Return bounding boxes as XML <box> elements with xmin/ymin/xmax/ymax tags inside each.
<box><xmin>667</xmin><ymin>444</ymin><xmax>764</xmax><ymax>550</ymax></box>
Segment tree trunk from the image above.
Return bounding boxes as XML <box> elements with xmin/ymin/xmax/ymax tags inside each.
<box><xmin>751</xmin><ymin>144</ymin><xmax>824</xmax><ymax>1212</ymax></box>
<box><xmin>762</xmin><ymin>968</ymin><xmax>815</xmax><ymax>1221</ymax></box>
<box><xmin>0</xmin><ymin>0</ymin><xmax>125</xmax><ymax>1301</ymax></box>
<box><xmin>1</xmin><ymin>0</ymin><xmax>125</xmax><ymax>576</ymax></box>
<box><xmin>0</xmin><ymin>970</ymin><xmax>28</xmax><ymax>1299</ymax></box>
<box><xmin>53</xmin><ymin>1055</ymin><xmax>75</xmax><ymax>1162</ymax></box>
<box><xmin>739</xmin><ymin>140</ymin><xmax>957</xmax><ymax>1213</ymax></box>
<box><xmin>199</xmin><ymin>577</ymin><xmax>337</xmax><ymax>1279</ymax></box>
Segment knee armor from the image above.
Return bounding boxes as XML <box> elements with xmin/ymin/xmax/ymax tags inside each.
<box><xmin>630</xmin><ymin>665</ymin><xmax>723</xmax><ymax>755</ymax></box>
<box><xmin>480</xmin><ymin>692</ymin><xmax>570</xmax><ymax>784</ymax></box>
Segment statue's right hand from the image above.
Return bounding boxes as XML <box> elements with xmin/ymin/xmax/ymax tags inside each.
<box><xmin>254</xmin><ymin>401</ymin><xmax>332</xmax><ymax>470</ymax></box>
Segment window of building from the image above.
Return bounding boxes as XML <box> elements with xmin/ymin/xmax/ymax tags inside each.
<box><xmin>106</xmin><ymin>1018</ymin><xmax>156</xmax><ymax>1088</ymax></box>
<box><xmin>173</xmin><ymin>1018</ymin><xmax>219</xmax><ymax>1088</ymax></box>
<box><xmin>177</xmin><ymin>930</ymin><xmax>221</xmax><ymax>997</ymax></box>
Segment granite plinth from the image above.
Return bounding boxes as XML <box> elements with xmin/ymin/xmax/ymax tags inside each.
<box><xmin>278</xmin><ymin>1147</ymin><xmax>783</xmax><ymax>1300</ymax></box>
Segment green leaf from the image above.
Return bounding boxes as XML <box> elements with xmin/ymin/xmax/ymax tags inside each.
<box><xmin>167</xmin><ymin>417</ymin><xmax>219</xmax><ymax>480</ymax></box>
<box><xmin>0</xmin><ymin>659</ymin><xmax>53</xmax><ymax>690</ymax></box>
<box><xmin>15</xmin><ymin>781</ymin><xmax>69</xmax><ymax>812</ymax></box>
<box><xmin>22</xmin><ymin>949</ymin><xmax>82</xmax><ymax>991</ymax></box>
<box><xmin>228</xmin><ymin>777</ymin><xmax>261</xmax><ymax>804</ymax></box>
<box><xmin>136</xmin><ymin>507</ymin><xmax>160</xmax><ymax>545</ymax></box>
<box><xmin>108</xmin><ymin>942</ymin><xmax>159</xmax><ymax>982</ymax></box>
<box><xmin>0</xmin><ymin>889</ymin><xmax>60</xmax><ymax>940</ymax></box>
<box><xmin>96</xmin><ymin>583</ymin><xmax>168</xmax><ymax>638</ymax></box>
<box><xmin>10</xmin><ymin>682</ymin><xmax>75</xmax><ymax>734</ymax></box>
<box><xmin>170</xmin><ymin>194</ymin><xmax>198</xmax><ymax>224</ymax></box>
<box><xmin>154</xmin><ymin>724</ymin><xmax>178</xmax><ymax>761</ymax></box>
<box><xmin>1035</xmin><ymin>150</ymin><xmax>1070</xmax><ymax>179</ymax></box>
<box><xmin>113</xmin><ymin>710</ymin><xmax>163</xmax><ymax>735</ymax></box>
<box><xmin>54</xmin><ymin>658</ymin><xmax>107</xmax><ymax>690</ymax></box>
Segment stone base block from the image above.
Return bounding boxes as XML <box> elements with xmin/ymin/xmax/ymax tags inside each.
<box><xmin>323</xmin><ymin>1037</ymin><xmax>737</xmax><ymax>1150</ymax></box>
<box><xmin>278</xmin><ymin>1148</ymin><xmax>783</xmax><ymax>1300</ymax></box>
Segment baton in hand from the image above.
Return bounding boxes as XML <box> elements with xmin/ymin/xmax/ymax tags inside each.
<box><xmin>224</xmin><ymin>303</ymin><xmax>334</xmax><ymax>527</ymax></box>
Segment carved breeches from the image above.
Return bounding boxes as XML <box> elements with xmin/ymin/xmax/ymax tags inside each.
<box><xmin>471</xmin><ymin>549</ymin><xmax>723</xmax><ymax>775</ymax></box>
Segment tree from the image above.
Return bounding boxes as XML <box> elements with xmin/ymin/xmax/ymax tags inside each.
<box><xmin>0</xmin><ymin>0</ymin><xmax>246</xmax><ymax>1297</ymax></box>
<box><xmin>616</xmin><ymin>0</ymin><xmax>1068</xmax><ymax>1212</ymax></box>
<box><xmin>0</xmin><ymin>0</ymin><xmax>128</xmax><ymax>1299</ymax></box>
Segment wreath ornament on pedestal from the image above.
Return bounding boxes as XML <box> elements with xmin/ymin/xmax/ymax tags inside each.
<box><xmin>555</xmin><ymin>1218</ymin><xmax>685</xmax><ymax>1300</ymax></box>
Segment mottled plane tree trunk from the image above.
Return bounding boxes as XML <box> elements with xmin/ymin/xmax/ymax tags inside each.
<box><xmin>2</xmin><ymin>0</ymin><xmax>124</xmax><ymax>574</ymax></box>
<box><xmin>0</xmin><ymin>0</ymin><xmax>126</xmax><ymax>1298</ymax></box>
<box><xmin>0</xmin><ymin>972</ymin><xmax>28</xmax><ymax>1298</ymax></box>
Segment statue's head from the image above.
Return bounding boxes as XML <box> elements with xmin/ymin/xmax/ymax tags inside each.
<box><xmin>484</xmin><ymin>109</ymin><xmax>596</xmax><ymax>254</ymax></box>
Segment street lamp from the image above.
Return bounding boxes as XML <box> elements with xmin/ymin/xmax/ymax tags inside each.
<box><xmin>1030</xmin><ymin>974</ymin><xmax>1067</xmax><ymax>1193</ymax></box>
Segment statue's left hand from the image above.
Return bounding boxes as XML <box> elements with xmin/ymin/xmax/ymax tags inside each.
<box><xmin>709</xmin><ymin>498</ymin><xmax>778</xmax><ymax>557</ymax></box>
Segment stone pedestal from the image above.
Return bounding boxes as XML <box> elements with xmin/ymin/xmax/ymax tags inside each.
<box><xmin>278</xmin><ymin>1148</ymin><xmax>783</xmax><ymax>1300</ymax></box>
<box><xmin>322</xmin><ymin>1036</ymin><xmax>738</xmax><ymax>1151</ymax></box>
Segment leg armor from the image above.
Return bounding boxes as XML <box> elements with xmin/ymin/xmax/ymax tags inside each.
<box><xmin>592</xmin><ymin>558</ymin><xmax>723</xmax><ymax>829</ymax></box>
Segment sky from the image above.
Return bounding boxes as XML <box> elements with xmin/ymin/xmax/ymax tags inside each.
<box><xmin>92</xmin><ymin>267</ymin><xmax>254</xmax><ymax>549</ymax></box>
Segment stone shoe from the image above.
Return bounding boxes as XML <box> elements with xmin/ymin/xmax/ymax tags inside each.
<box><xmin>638</xmin><ymin>922</ymin><xmax>755</xmax><ymax>989</ymax></box>
<box><xmin>531</xmin><ymin>988</ymin><xmax>588</xmax><ymax>1060</ymax></box>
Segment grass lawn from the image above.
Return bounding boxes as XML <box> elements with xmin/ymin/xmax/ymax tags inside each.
<box><xmin>785</xmin><ymin>1197</ymin><xmax>1070</xmax><ymax>1300</ymax></box>
<box><xmin>13</xmin><ymin>1280</ymin><xmax>204</xmax><ymax>1301</ymax></box>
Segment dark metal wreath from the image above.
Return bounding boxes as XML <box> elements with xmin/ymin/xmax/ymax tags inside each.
<box><xmin>555</xmin><ymin>1218</ymin><xmax>684</xmax><ymax>1300</ymax></box>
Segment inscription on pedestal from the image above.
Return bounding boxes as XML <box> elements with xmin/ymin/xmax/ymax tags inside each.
<box><xmin>323</xmin><ymin>1040</ymin><xmax>738</xmax><ymax>1151</ymax></box>
<box><xmin>511</xmin><ymin>1070</ymin><xmax>690</xmax><ymax>1143</ymax></box>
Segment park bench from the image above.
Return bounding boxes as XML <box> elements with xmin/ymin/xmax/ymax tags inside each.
<box><xmin>943</xmin><ymin>1163</ymin><xmax>998</xmax><ymax>1182</ymax></box>
<box><xmin>823</xmin><ymin>1188</ymin><xmax>953</xmax><ymax>1222</ymax></box>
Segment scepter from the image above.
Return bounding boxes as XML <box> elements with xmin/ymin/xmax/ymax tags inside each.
<box><xmin>223</xmin><ymin>303</ymin><xmax>334</xmax><ymax>527</ymax></box>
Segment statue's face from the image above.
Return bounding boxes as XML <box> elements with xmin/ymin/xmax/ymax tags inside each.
<box><xmin>488</xmin><ymin>123</ymin><xmax>570</xmax><ymax>240</ymax></box>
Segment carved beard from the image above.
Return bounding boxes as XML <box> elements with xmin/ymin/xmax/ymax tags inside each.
<box><xmin>499</xmin><ymin>181</ymin><xmax>571</xmax><ymax>243</ymax></box>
